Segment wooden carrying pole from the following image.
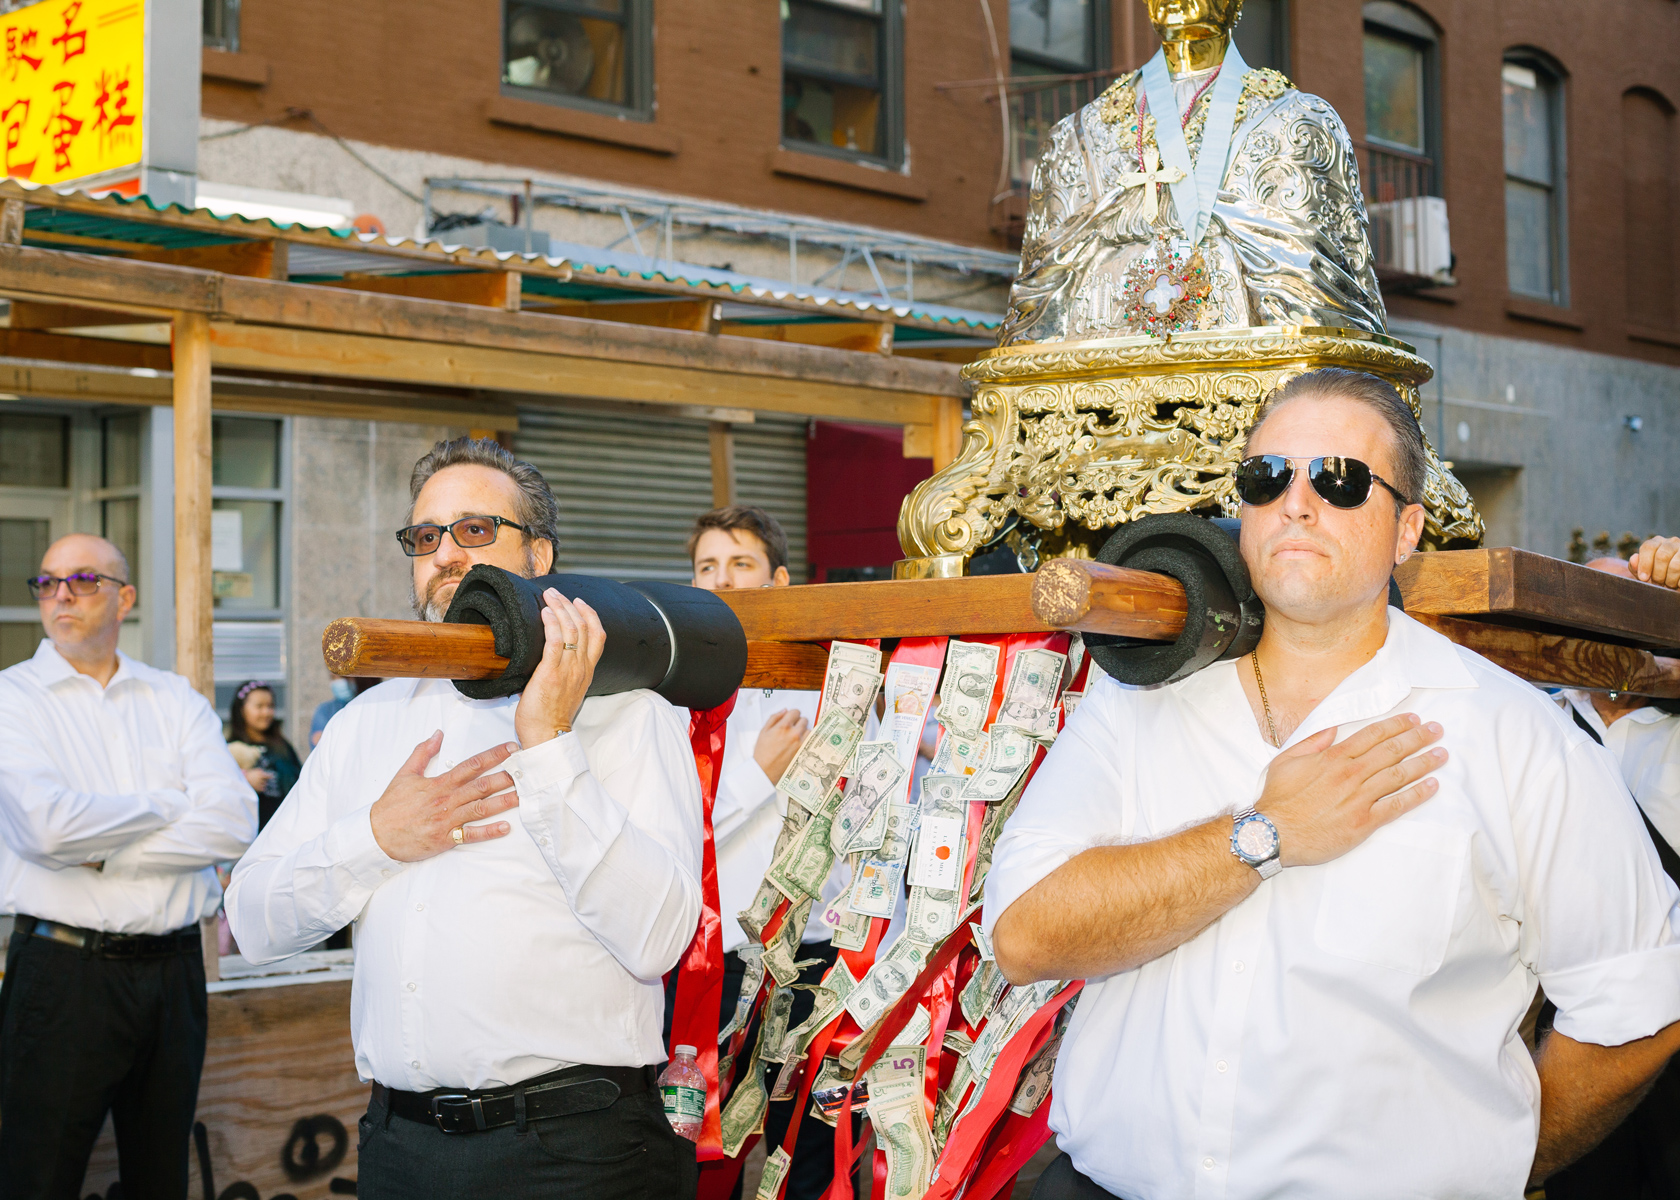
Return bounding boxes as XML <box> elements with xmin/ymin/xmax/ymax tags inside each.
<box><xmin>321</xmin><ymin>562</ymin><xmax>1680</xmax><ymax>698</ymax></box>
<box><xmin>173</xmin><ymin>311</ymin><xmax>215</xmax><ymax>700</ymax></box>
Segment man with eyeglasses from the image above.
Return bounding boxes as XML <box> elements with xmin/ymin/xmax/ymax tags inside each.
<box><xmin>227</xmin><ymin>436</ymin><xmax>703</xmax><ymax>1200</ymax></box>
<box><xmin>985</xmin><ymin>368</ymin><xmax>1680</xmax><ymax>1200</ymax></box>
<box><xmin>0</xmin><ymin>533</ymin><xmax>257</xmax><ymax>1200</ymax></box>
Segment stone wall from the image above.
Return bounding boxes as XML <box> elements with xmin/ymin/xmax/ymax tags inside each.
<box><xmin>286</xmin><ymin>418</ymin><xmax>463</xmax><ymax>746</ymax></box>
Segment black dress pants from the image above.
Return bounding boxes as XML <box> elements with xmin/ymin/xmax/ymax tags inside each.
<box><xmin>0</xmin><ymin>929</ymin><xmax>208</xmax><ymax>1200</ymax></box>
<box><xmin>355</xmin><ymin>1067</ymin><xmax>698</xmax><ymax>1200</ymax></box>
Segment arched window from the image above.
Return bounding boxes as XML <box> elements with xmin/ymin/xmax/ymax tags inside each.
<box><xmin>1362</xmin><ymin>2</ymin><xmax>1440</xmax><ymax>196</ymax></box>
<box><xmin>1503</xmin><ymin>52</ymin><xmax>1568</xmax><ymax>304</ymax></box>
<box><xmin>1622</xmin><ymin>88</ymin><xmax>1676</xmax><ymax>330</ymax></box>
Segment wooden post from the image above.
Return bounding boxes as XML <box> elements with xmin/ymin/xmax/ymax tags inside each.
<box><xmin>709</xmin><ymin>421</ymin><xmax>737</xmax><ymax>507</ymax></box>
<box><xmin>173</xmin><ymin>311</ymin><xmax>214</xmax><ymax>700</ymax></box>
<box><xmin>932</xmin><ymin>396</ymin><xmax>963</xmax><ymax>470</ymax></box>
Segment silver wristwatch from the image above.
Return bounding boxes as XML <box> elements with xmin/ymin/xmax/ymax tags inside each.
<box><xmin>1230</xmin><ymin>808</ymin><xmax>1282</xmax><ymax>879</ymax></box>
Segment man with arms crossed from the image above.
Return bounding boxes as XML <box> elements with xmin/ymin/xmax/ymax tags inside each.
<box><xmin>228</xmin><ymin>438</ymin><xmax>702</xmax><ymax>1199</ymax></box>
<box><xmin>688</xmin><ymin>505</ymin><xmax>846</xmax><ymax>1198</ymax></box>
<box><xmin>0</xmin><ymin>534</ymin><xmax>256</xmax><ymax>1200</ymax></box>
<box><xmin>986</xmin><ymin>369</ymin><xmax>1680</xmax><ymax>1199</ymax></box>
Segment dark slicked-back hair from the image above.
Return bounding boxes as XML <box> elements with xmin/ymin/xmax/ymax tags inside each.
<box><xmin>408</xmin><ymin>436</ymin><xmax>560</xmax><ymax>553</ymax></box>
<box><xmin>687</xmin><ymin>505</ymin><xmax>789</xmax><ymax>572</ymax></box>
<box><xmin>1247</xmin><ymin>368</ymin><xmax>1428</xmax><ymax>513</ymax></box>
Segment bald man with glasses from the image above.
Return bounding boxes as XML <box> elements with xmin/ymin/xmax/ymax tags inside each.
<box><xmin>0</xmin><ymin>533</ymin><xmax>257</xmax><ymax>1200</ymax></box>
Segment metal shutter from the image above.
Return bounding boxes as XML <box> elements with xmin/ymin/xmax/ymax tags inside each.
<box><xmin>733</xmin><ymin>414</ymin><xmax>809</xmax><ymax>583</ymax></box>
<box><xmin>514</xmin><ymin>407</ymin><xmax>808</xmax><ymax>583</ymax></box>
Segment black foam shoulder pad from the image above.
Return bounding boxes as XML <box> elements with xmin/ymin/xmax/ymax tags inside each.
<box><xmin>441</xmin><ymin>566</ymin><xmax>744</xmax><ymax>708</ymax></box>
<box><xmin>1083</xmin><ymin>513</ymin><xmax>1264</xmax><ymax>687</ymax></box>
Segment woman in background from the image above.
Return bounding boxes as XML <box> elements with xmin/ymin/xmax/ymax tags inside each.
<box><xmin>226</xmin><ymin>680</ymin><xmax>301</xmax><ymax>830</ymax></box>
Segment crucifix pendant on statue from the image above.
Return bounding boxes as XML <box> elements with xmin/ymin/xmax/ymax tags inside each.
<box><xmin>1118</xmin><ymin>144</ymin><xmax>1187</xmax><ymax>226</ymax></box>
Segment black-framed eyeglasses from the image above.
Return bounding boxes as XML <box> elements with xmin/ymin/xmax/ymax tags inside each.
<box><xmin>395</xmin><ymin>514</ymin><xmax>529</xmax><ymax>557</ymax></box>
<box><xmin>1235</xmin><ymin>455</ymin><xmax>1412</xmax><ymax>510</ymax></box>
<box><xmin>26</xmin><ymin>572</ymin><xmax>129</xmax><ymax>600</ymax></box>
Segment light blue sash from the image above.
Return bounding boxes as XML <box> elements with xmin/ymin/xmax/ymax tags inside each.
<box><xmin>1139</xmin><ymin>41</ymin><xmax>1250</xmax><ymax>246</ymax></box>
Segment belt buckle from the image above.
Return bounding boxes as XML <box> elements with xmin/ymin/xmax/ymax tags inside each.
<box><xmin>429</xmin><ymin>1093</ymin><xmax>478</xmax><ymax>1134</ymax></box>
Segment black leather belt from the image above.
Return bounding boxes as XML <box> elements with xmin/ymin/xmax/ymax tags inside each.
<box><xmin>375</xmin><ymin>1063</ymin><xmax>653</xmax><ymax>1135</ymax></box>
<box><xmin>15</xmin><ymin>914</ymin><xmax>201</xmax><ymax>959</ymax></box>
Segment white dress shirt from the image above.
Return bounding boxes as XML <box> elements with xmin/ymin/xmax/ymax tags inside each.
<box><xmin>0</xmin><ymin>639</ymin><xmax>257</xmax><ymax>935</ymax></box>
<box><xmin>715</xmin><ymin>688</ymin><xmax>831</xmax><ymax>952</ymax></box>
<box><xmin>226</xmin><ymin>678</ymin><xmax>702</xmax><ymax>1091</ymax></box>
<box><xmin>983</xmin><ymin>611</ymin><xmax>1680</xmax><ymax>1200</ymax></box>
<box><xmin>1564</xmin><ymin>691</ymin><xmax>1680</xmax><ymax>853</ymax></box>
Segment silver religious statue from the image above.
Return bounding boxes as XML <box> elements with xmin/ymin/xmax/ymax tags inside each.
<box><xmin>1001</xmin><ymin>0</ymin><xmax>1386</xmax><ymax>345</ymax></box>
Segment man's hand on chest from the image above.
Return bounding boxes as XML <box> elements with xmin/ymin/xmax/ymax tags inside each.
<box><xmin>369</xmin><ymin>731</ymin><xmax>521</xmax><ymax>862</ymax></box>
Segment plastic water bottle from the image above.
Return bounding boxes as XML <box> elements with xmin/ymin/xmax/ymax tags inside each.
<box><xmin>658</xmin><ymin>1045</ymin><xmax>706</xmax><ymax>1142</ymax></box>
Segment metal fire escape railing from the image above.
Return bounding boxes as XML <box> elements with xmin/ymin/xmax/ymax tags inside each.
<box><xmin>422</xmin><ymin>176</ymin><xmax>1020</xmax><ymax>305</ymax></box>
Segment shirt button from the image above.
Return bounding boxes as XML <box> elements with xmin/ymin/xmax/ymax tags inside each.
<box><xmin>380</xmin><ymin>869</ymin><xmax>391</xmax><ymax>878</ymax></box>
<box><xmin>539</xmin><ymin>836</ymin><xmax>550</xmax><ymax>846</ymax></box>
<box><xmin>1203</xmin><ymin>1158</ymin><xmax>1215</xmax><ymax>1170</ymax></box>
<box><xmin>512</xmin><ymin>768</ymin><xmax>523</xmax><ymax>780</ymax></box>
<box><xmin>1216</xmin><ymin>1060</ymin><xmax>1228</xmax><ymax>1073</ymax></box>
<box><xmin>411</xmin><ymin>1060</ymin><xmax>420</xmax><ymax>1069</ymax></box>
<box><xmin>415</xmin><ymin>903</ymin><xmax>424</xmax><ymax>912</ymax></box>
<box><xmin>1233</xmin><ymin>961</ymin><xmax>1245</xmax><ymax>973</ymax></box>
<box><xmin>407</xmin><ymin>982</ymin><xmax>417</xmax><ymax>992</ymax></box>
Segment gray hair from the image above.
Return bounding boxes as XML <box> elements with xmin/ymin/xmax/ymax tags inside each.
<box><xmin>1247</xmin><ymin>368</ymin><xmax>1428</xmax><ymax>513</ymax></box>
<box><xmin>408</xmin><ymin>436</ymin><xmax>561</xmax><ymax>553</ymax></box>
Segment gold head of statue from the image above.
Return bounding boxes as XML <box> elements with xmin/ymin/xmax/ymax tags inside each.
<box><xmin>1146</xmin><ymin>0</ymin><xmax>1244</xmax><ymax>73</ymax></box>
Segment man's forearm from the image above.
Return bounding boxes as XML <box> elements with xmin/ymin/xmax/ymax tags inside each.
<box><xmin>1530</xmin><ymin>1023</ymin><xmax>1680</xmax><ymax>1185</ymax></box>
<box><xmin>993</xmin><ymin>817</ymin><xmax>1259</xmax><ymax>985</ymax></box>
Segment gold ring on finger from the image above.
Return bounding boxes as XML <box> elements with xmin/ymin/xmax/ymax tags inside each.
<box><xmin>563</xmin><ymin>642</ymin><xmax>578</xmax><ymax>651</ymax></box>
<box><xmin>450</xmin><ymin>826</ymin><xmax>464</xmax><ymax>846</ymax></box>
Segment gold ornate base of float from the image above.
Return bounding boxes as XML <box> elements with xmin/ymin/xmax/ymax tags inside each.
<box><xmin>894</xmin><ymin>326</ymin><xmax>1484</xmax><ymax>579</ymax></box>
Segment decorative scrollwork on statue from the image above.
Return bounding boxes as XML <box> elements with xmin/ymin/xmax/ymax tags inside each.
<box><xmin>896</xmin><ymin>329</ymin><xmax>1485</xmax><ymax>579</ymax></box>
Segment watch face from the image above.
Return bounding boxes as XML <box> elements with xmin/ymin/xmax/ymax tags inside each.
<box><xmin>1236</xmin><ymin>817</ymin><xmax>1277</xmax><ymax>860</ymax></box>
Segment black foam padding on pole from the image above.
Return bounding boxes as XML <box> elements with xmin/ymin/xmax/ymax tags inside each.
<box><xmin>1084</xmin><ymin>513</ymin><xmax>1264</xmax><ymax>687</ymax></box>
<box><xmin>441</xmin><ymin>566</ymin><xmax>745</xmax><ymax>709</ymax></box>
<box><xmin>625</xmin><ymin>580</ymin><xmax>750</xmax><ymax>711</ymax></box>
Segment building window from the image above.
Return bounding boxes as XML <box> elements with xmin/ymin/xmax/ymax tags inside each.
<box><xmin>781</xmin><ymin>0</ymin><xmax>903</xmax><ymax>167</ymax></box>
<box><xmin>211</xmin><ymin>417</ymin><xmax>284</xmax><ymax>613</ymax></box>
<box><xmin>1009</xmin><ymin>0</ymin><xmax>1101</xmax><ymax>76</ymax></box>
<box><xmin>1622</xmin><ymin>88</ymin><xmax>1675</xmax><ymax>329</ymax></box>
<box><xmin>203</xmin><ymin>0</ymin><xmax>239</xmax><ymax>52</ymax></box>
<box><xmin>1362</xmin><ymin>2</ymin><xmax>1439</xmax><ymax>197</ymax></box>
<box><xmin>1233</xmin><ymin>0</ymin><xmax>1288</xmax><ymax>74</ymax></box>
<box><xmin>1503</xmin><ymin>54</ymin><xmax>1567</xmax><ymax>304</ymax></box>
<box><xmin>502</xmin><ymin>0</ymin><xmax>652</xmax><ymax>117</ymax></box>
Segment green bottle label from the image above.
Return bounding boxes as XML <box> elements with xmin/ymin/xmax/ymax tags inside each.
<box><xmin>662</xmin><ymin>1084</ymin><xmax>705</xmax><ymax>1121</ymax></box>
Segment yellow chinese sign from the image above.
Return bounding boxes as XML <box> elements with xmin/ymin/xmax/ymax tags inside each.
<box><xmin>2</xmin><ymin>0</ymin><xmax>145</xmax><ymax>186</ymax></box>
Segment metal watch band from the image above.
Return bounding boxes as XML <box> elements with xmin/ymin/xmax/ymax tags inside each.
<box><xmin>1231</xmin><ymin>807</ymin><xmax>1282</xmax><ymax>878</ymax></box>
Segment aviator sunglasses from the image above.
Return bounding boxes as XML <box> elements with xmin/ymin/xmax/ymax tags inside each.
<box><xmin>1235</xmin><ymin>455</ymin><xmax>1411</xmax><ymax>510</ymax></box>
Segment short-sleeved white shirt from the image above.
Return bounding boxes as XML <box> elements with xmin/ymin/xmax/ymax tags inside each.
<box><xmin>983</xmin><ymin>611</ymin><xmax>1680</xmax><ymax>1200</ymax></box>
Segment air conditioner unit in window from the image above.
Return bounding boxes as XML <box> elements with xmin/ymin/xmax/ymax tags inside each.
<box><xmin>1367</xmin><ymin>196</ymin><xmax>1453</xmax><ymax>282</ymax></box>
<box><xmin>213</xmin><ymin>621</ymin><xmax>286</xmax><ymax>683</ymax></box>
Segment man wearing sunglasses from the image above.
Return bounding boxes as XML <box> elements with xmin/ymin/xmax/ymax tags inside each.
<box><xmin>0</xmin><ymin>533</ymin><xmax>257</xmax><ymax>1200</ymax></box>
<box><xmin>226</xmin><ymin>436</ymin><xmax>702</xmax><ymax>1200</ymax></box>
<box><xmin>985</xmin><ymin>368</ymin><xmax>1680</xmax><ymax>1200</ymax></box>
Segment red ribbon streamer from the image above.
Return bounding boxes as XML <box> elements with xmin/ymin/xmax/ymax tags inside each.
<box><xmin>675</xmin><ymin>696</ymin><xmax>735</xmax><ymax>1161</ymax></box>
<box><xmin>924</xmin><ymin>981</ymin><xmax>1084</xmax><ymax>1200</ymax></box>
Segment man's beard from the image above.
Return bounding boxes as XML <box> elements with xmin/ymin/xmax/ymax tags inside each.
<box><xmin>411</xmin><ymin>545</ymin><xmax>540</xmax><ymax>621</ymax></box>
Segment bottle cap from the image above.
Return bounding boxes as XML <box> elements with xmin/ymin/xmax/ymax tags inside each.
<box><xmin>674</xmin><ymin>1045</ymin><xmax>697</xmax><ymax>1057</ymax></box>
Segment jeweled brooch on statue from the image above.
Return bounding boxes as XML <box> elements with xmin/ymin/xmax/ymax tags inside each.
<box><xmin>1122</xmin><ymin>239</ymin><xmax>1213</xmax><ymax>336</ymax></box>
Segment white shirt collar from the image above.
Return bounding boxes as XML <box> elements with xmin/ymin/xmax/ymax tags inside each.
<box><xmin>30</xmin><ymin>637</ymin><xmax>140</xmax><ymax>691</ymax></box>
<box><xmin>1561</xmin><ymin>688</ymin><xmax>1671</xmax><ymax>728</ymax></box>
<box><xmin>1175</xmin><ymin>609</ymin><xmax>1478</xmax><ymax>750</ymax></box>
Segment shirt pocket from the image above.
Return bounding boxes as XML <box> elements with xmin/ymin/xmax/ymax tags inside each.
<box><xmin>1313</xmin><ymin>820</ymin><xmax>1466</xmax><ymax>975</ymax></box>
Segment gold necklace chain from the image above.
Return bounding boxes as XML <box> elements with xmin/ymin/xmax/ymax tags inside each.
<box><xmin>1251</xmin><ymin>652</ymin><xmax>1281</xmax><ymax>748</ymax></box>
